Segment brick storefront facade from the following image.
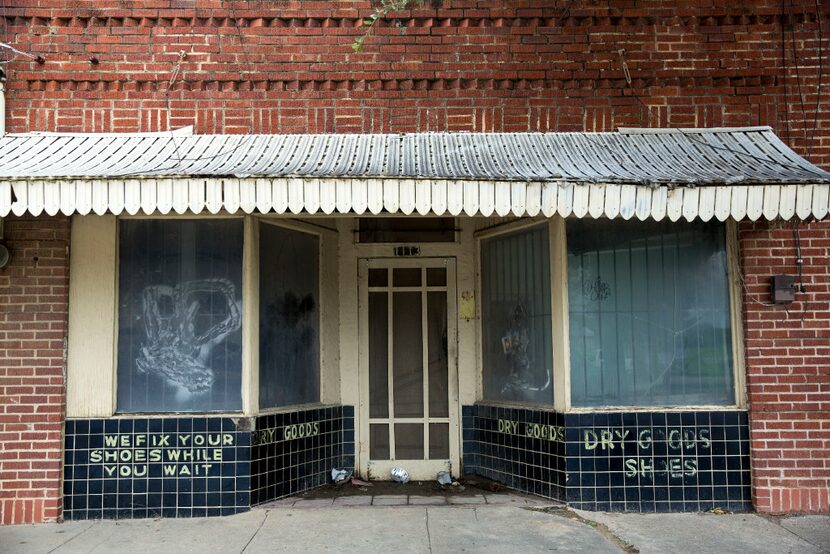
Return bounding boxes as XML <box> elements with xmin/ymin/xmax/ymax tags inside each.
<box><xmin>0</xmin><ymin>1</ymin><xmax>828</xmax><ymax>521</ymax></box>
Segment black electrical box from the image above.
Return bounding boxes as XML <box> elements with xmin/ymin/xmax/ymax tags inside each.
<box><xmin>771</xmin><ymin>274</ymin><xmax>796</xmax><ymax>304</ymax></box>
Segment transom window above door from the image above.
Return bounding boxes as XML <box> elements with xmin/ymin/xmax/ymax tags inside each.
<box><xmin>357</xmin><ymin>218</ymin><xmax>457</xmax><ymax>243</ymax></box>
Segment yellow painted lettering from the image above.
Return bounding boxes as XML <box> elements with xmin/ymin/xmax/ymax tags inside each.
<box><xmin>684</xmin><ymin>430</ymin><xmax>697</xmax><ymax>450</ymax></box>
<box><xmin>699</xmin><ymin>428</ymin><xmax>711</xmax><ymax>449</ymax></box>
<box><xmin>668</xmin><ymin>430</ymin><xmax>682</xmax><ymax>450</ymax></box>
<box><xmin>668</xmin><ymin>458</ymin><xmax>683</xmax><ymax>478</ymax></box>
<box><xmin>583</xmin><ymin>430</ymin><xmax>598</xmax><ymax>450</ymax></box>
<box><xmin>684</xmin><ymin>459</ymin><xmax>698</xmax><ymax>477</ymax></box>
<box><xmin>639</xmin><ymin>459</ymin><xmax>653</xmax><ymax>477</ymax></box>
<box><xmin>638</xmin><ymin>430</ymin><xmax>652</xmax><ymax>450</ymax></box>
<box><xmin>600</xmin><ymin>430</ymin><xmax>614</xmax><ymax>450</ymax></box>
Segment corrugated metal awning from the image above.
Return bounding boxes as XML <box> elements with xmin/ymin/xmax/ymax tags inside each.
<box><xmin>1</xmin><ymin>127</ymin><xmax>829</xmax><ymax>221</ymax></box>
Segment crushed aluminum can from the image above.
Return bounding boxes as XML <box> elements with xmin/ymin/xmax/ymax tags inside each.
<box><xmin>390</xmin><ymin>466</ymin><xmax>410</xmax><ymax>484</ymax></box>
<box><xmin>331</xmin><ymin>467</ymin><xmax>353</xmax><ymax>484</ymax></box>
<box><xmin>436</xmin><ymin>471</ymin><xmax>452</xmax><ymax>486</ymax></box>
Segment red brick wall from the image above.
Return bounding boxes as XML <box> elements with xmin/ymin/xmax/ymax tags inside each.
<box><xmin>741</xmin><ymin>220</ymin><xmax>830</xmax><ymax>514</ymax></box>
<box><xmin>0</xmin><ymin>216</ymin><xmax>69</xmax><ymax>524</ymax></box>
<box><xmin>1</xmin><ymin>1</ymin><xmax>828</xmax><ymax>167</ymax></box>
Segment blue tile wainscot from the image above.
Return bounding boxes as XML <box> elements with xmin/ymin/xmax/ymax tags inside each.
<box><xmin>63</xmin><ymin>406</ymin><xmax>354</xmax><ymax>520</ymax></box>
<box><xmin>462</xmin><ymin>405</ymin><xmax>751</xmax><ymax>512</ymax></box>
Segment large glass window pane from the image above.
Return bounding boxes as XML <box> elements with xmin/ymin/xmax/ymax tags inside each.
<box><xmin>567</xmin><ymin>219</ymin><xmax>734</xmax><ymax>407</ymax></box>
<box><xmin>117</xmin><ymin>219</ymin><xmax>244</xmax><ymax>413</ymax></box>
<box><xmin>259</xmin><ymin>223</ymin><xmax>320</xmax><ymax>409</ymax></box>
<box><xmin>481</xmin><ymin>224</ymin><xmax>553</xmax><ymax>404</ymax></box>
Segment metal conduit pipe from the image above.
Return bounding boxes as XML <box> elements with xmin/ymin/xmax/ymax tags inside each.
<box><xmin>0</xmin><ymin>67</ymin><xmax>6</xmax><ymax>136</ymax></box>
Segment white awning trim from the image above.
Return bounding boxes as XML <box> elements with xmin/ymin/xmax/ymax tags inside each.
<box><xmin>2</xmin><ymin>177</ymin><xmax>829</xmax><ymax>221</ymax></box>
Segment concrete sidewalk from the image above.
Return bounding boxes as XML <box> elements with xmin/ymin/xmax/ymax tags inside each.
<box><xmin>1</xmin><ymin>498</ymin><xmax>828</xmax><ymax>554</ymax></box>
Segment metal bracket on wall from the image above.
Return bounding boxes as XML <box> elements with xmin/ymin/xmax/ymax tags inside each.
<box><xmin>0</xmin><ymin>217</ymin><xmax>9</xmax><ymax>270</ymax></box>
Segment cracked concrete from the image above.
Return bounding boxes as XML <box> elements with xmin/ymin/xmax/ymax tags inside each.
<box><xmin>424</xmin><ymin>507</ymin><xmax>433</xmax><ymax>554</ymax></box>
<box><xmin>574</xmin><ymin>510</ymin><xmax>830</xmax><ymax>554</ymax></box>
<box><xmin>240</xmin><ymin>509</ymin><xmax>269</xmax><ymax>554</ymax></box>
<box><xmin>42</xmin><ymin>522</ymin><xmax>95</xmax><ymax>554</ymax></box>
<box><xmin>1</xmin><ymin>504</ymin><xmax>827</xmax><ymax>554</ymax></box>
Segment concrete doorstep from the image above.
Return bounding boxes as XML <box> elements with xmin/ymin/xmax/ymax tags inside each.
<box><xmin>0</xmin><ymin>505</ymin><xmax>827</xmax><ymax>554</ymax></box>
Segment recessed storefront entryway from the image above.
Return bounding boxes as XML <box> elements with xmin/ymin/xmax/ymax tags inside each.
<box><xmin>357</xmin><ymin>258</ymin><xmax>460</xmax><ymax>480</ymax></box>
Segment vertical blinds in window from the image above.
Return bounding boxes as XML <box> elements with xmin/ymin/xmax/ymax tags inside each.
<box><xmin>567</xmin><ymin>220</ymin><xmax>734</xmax><ymax>407</ymax></box>
<box><xmin>481</xmin><ymin>224</ymin><xmax>553</xmax><ymax>405</ymax></box>
<box><xmin>117</xmin><ymin>219</ymin><xmax>244</xmax><ymax>413</ymax></box>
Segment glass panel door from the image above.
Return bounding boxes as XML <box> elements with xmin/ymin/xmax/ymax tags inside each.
<box><xmin>358</xmin><ymin>258</ymin><xmax>458</xmax><ymax>480</ymax></box>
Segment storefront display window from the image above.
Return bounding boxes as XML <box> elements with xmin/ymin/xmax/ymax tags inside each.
<box><xmin>259</xmin><ymin>222</ymin><xmax>321</xmax><ymax>409</ymax></box>
<box><xmin>567</xmin><ymin>219</ymin><xmax>735</xmax><ymax>407</ymax></box>
<box><xmin>116</xmin><ymin>219</ymin><xmax>244</xmax><ymax>413</ymax></box>
<box><xmin>480</xmin><ymin>224</ymin><xmax>553</xmax><ymax>405</ymax></box>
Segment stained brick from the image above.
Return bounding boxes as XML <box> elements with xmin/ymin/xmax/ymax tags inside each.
<box><xmin>0</xmin><ymin>217</ymin><xmax>69</xmax><ymax>525</ymax></box>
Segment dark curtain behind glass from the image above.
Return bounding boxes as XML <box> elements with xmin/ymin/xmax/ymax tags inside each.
<box><xmin>117</xmin><ymin>219</ymin><xmax>244</xmax><ymax>413</ymax></box>
<box><xmin>481</xmin><ymin>224</ymin><xmax>553</xmax><ymax>405</ymax></box>
<box><xmin>567</xmin><ymin>219</ymin><xmax>734</xmax><ymax>407</ymax></box>
<box><xmin>259</xmin><ymin>223</ymin><xmax>320</xmax><ymax>409</ymax></box>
